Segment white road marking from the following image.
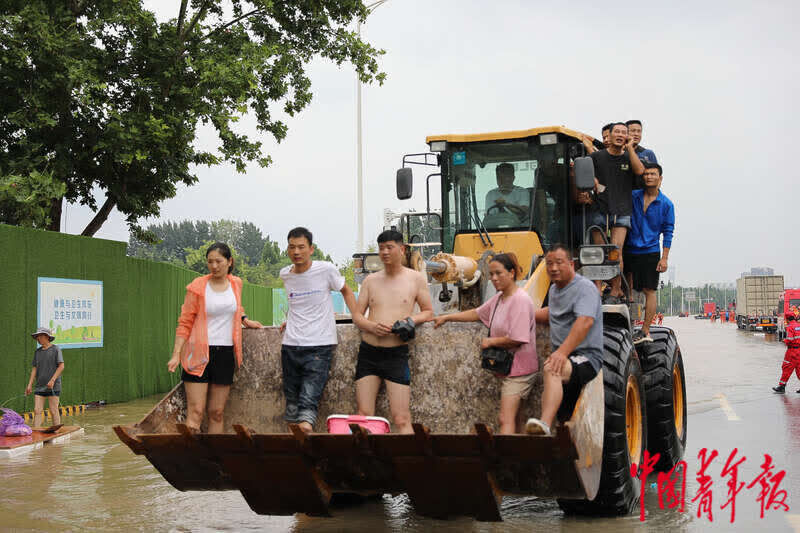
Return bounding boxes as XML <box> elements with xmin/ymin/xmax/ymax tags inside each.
<box><xmin>786</xmin><ymin>514</ymin><xmax>800</xmax><ymax>532</ymax></box>
<box><xmin>713</xmin><ymin>393</ymin><xmax>741</xmax><ymax>421</ymax></box>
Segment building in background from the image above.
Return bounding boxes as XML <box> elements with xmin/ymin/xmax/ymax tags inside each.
<box><xmin>742</xmin><ymin>266</ymin><xmax>775</xmax><ymax>277</ymax></box>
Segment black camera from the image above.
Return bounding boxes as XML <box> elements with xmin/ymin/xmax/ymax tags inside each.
<box><xmin>391</xmin><ymin>317</ymin><xmax>416</xmax><ymax>342</ymax></box>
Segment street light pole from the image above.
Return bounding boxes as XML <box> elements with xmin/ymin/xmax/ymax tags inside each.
<box><xmin>356</xmin><ymin>45</ymin><xmax>364</xmax><ymax>252</ymax></box>
<box><xmin>355</xmin><ymin>0</ymin><xmax>390</xmax><ymax>252</ymax></box>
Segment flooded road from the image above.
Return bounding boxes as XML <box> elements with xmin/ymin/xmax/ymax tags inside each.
<box><xmin>2</xmin><ymin>317</ymin><xmax>798</xmax><ymax>531</ymax></box>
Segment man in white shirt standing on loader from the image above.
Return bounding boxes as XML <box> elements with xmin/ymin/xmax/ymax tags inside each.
<box><xmin>280</xmin><ymin>227</ymin><xmax>357</xmax><ymax>434</ymax></box>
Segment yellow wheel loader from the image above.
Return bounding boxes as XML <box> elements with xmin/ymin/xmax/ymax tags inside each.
<box><xmin>115</xmin><ymin>126</ymin><xmax>686</xmax><ymax>520</ymax></box>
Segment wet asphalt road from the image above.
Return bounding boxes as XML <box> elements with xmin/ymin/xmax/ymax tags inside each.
<box><xmin>2</xmin><ymin>316</ymin><xmax>799</xmax><ymax>531</ymax></box>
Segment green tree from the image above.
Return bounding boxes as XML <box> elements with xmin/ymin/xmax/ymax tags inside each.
<box><xmin>179</xmin><ymin>235</ymin><xmax>336</xmax><ymax>288</ymax></box>
<box><xmin>339</xmin><ymin>259</ymin><xmax>358</xmax><ymax>291</ymax></box>
<box><xmin>230</xmin><ymin>221</ymin><xmax>265</xmax><ymax>266</ymax></box>
<box><xmin>0</xmin><ymin>1</ymin><xmax>384</xmax><ymax>235</ymax></box>
<box><xmin>128</xmin><ymin>218</ymin><xmax>267</xmax><ymax>265</ymax></box>
<box><xmin>0</xmin><ymin>170</ymin><xmax>66</xmax><ymax>227</ymax></box>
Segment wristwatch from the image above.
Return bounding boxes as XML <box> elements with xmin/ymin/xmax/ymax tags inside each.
<box><xmin>241</xmin><ymin>314</ymin><xmax>248</xmax><ymax>323</ymax></box>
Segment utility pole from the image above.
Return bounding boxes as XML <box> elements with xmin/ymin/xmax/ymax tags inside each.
<box><xmin>355</xmin><ymin>0</ymin><xmax>390</xmax><ymax>252</ymax></box>
<box><xmin>670</xmin><ymin>284</ymin><xmax>673</xmax><ymax>316</ymax></box>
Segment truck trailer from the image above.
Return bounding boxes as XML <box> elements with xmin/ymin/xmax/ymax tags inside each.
<box><xmin>736</xmin><ymin>275</ymin><xmax>784</xmax><ymax>331</ymax></box>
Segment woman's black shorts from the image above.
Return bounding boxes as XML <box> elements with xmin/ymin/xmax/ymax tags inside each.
<box><xmin>182</xmin><ymin>345</ymin><xmax>235</xmax><ymax>385</ymax></box>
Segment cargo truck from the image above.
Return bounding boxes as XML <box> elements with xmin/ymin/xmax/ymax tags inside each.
<box><xmin>777</xmin><ymin>289</ymin><xmax>800</xmax><ymax>340</ymax></box>
<box><xmin>778</xmin><ymin>288</ymin><xmax>800</xmax><ymax>318</ymax></box>
<box><xmin>736</xmin><ymin>275</ymin><xmax>784</xmax><ymax>331</ymax></box>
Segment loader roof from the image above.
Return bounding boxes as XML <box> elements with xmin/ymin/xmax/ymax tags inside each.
<box><xmin>426</xmin><ymin>125</ymin><xmax>586</xmax><ymax>144</ymax></box>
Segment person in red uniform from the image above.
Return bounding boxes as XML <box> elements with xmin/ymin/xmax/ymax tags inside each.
<box><xmin>773</xmin><ymin>312</ymin><xmax>800</xmax><ymax>393</ymax></box>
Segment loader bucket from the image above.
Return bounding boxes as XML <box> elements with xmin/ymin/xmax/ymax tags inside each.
<box><xmin>114</xmin><ymin>324</ymin><xmax>603</xmax><ymax>520</ymax></box>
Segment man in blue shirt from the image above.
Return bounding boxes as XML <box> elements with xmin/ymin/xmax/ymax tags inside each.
<box><xmin>624</xmin><ymin>162</ymin><xmax>674</xmax><ymax>344</ymax></box>
<box><xmin>626</xmin><ymin>120</ymin><xmax>658</xmax><ymax>164</ymax></box>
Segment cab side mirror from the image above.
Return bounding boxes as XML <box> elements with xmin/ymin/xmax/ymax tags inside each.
<box><xmin>396</xmin><ymin>168</ymin><xmax>413</xmax><ymax>200</ymax></box>
<box><xmin>574</xmin><ymin>156</ymin><xmax>595</xmax><ymax>190</ymax></box>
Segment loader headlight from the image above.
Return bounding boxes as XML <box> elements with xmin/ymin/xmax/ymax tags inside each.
<box><xmin>352</xmin><ymin>253</ymin><xmax>383</xmax><ymax>284</ymax></box>
<box><xmin>428</xmin><ymin>140</ymin><xmax>447</xmax><ymax>152</ymax></box>
<box><xmin>364</xmin><ymin>254</ymin><xmax>383</xmax><ymax>272</ymax></box>
<box><xmin>352</xmin><ymin>253</ymin><xmax>383</xmax><ymax>273</ymax></box>
<box><xmin>539</xmin><ymin>133</ymin><xmax>558</xmax><ymax>145</ymax></box>
<box><xmin>579</xmin><ymin>246</ymin><xmax>604</xmax><ymax>265</ymax></box>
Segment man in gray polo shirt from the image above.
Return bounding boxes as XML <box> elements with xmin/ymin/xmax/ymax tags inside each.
<box><xmin>525</xmin><ymin>244</ymin><xmax>603</xmax><ymax>436</ymax></box>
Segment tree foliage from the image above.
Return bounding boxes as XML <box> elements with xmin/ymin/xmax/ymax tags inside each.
<box><xmin>0</xmin><ymin>1</ymin><xmax>384</xmax><ymax>235</ymax></box>
<box><xmin>128</xmin><ymin>218</ymin><xmax>343</xmax><ymax>288</ymax></box>
<box><xmin>0</xmin><ymin>170</ymin><xmax>66</xmax><ymax>227</ymax></box>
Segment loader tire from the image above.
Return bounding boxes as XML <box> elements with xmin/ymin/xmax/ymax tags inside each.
<box><xmin>640</xmin><ymin>326</ymin><xmax>687</xmax><ymax>472</ymax></box>
<box><xmin>557</xmin><ymin>327</ymin><xmax>647</xmax><ymax>516</ymax></box>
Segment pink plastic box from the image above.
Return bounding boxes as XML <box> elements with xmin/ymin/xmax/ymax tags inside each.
<box><xmin>326</xmin><ymin>414</ymin><xmax>390</xmax><ymax>434</ymax></box>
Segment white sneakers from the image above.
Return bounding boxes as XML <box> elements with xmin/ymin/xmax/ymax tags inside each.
<box><xmin>524</xmin><ymin>418</ymin><xmax>551</xmax><ymax>436</ymax></box>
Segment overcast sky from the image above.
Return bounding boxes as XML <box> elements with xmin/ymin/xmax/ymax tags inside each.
<box><xmin>62</xmin><ymin>0</ymin><xmax>800</xmax><ymax>287</ymax></box>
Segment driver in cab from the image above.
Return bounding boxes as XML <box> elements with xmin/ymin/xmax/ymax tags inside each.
<box><xmin>485</xmin><ymin>163</ymin><xmax>530</xmax><ymax>220</ymax></box>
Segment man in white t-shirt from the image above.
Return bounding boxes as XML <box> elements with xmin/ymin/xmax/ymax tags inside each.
<box><xmin>280</xmin><ymin>227</ymin><xmax>357</xmax><ymax>434</ymax></box>
<box><xmin>485</xmin><ymin>163</ymin><xmax>531</xmax><ymax>223</ymax></box>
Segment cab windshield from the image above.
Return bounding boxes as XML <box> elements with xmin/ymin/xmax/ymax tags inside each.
<box><xmin>441</xmin><ymin>139</ymin><xmax>571</xmax><ymax>251</ymax></box>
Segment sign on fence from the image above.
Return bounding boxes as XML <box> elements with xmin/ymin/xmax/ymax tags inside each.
<box><xmin>37</xmin><ymin>277</ymin><xmax>103</xmax><ymax>348</ymax></box>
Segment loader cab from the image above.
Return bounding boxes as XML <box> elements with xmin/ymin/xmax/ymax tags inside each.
<box><xmin>433</xmin><ymin>131</ymin><xmax>584</xmax><ymax>253</ymax></box>
<box><xmin>395</xmin><ymin>128</ymin><xmax>589</xmax><ymax>266</ymax></box>
<box><xmin>393</xmin><ymin>127</ymin><xmax>622</xmax><ymax>302</ymax></box>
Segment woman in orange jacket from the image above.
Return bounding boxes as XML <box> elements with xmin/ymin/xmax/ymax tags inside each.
<box><xmin>167</xmin><ymin>242</ymin><xmax>263</xmax><ymax>433</ymax></box>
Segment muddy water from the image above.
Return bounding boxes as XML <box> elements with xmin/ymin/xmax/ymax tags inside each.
<box><xmin>2</xmin><ymin>318</ymin><xmax>796</xmax><ymax>532</ymax></box>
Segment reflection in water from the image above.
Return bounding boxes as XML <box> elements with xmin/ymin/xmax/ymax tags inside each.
<box><xmin>0</xmin><ymin>318</ymin><xmax>792</xmax><ymax>531</ymax></box>
<box><xmin>1</xmin><ymin>444</ymin><xmax>63</xmax><ymax>530</ymax></box>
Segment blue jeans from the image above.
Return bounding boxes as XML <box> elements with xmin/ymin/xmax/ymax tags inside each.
<box><xmin>281</xmin><ymin>344</ymin><xmax>335</xmax><ymax>426</ymax></box>
<box><xmin>588</xmin><ymin>210</ymin><xmax>631</xmax><ymax>230</ymax></box>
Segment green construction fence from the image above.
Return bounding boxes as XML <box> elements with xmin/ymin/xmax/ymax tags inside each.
<box><xmin>0</xmin><ymin>224</ymin><xmax>272</xmax><ymax>414</ymax></box>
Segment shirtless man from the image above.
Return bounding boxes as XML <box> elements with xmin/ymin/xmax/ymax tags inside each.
<box><xmin>352</xmin><ymin>230</ymin><xmax>434</xmax><ymax>434</ymax></box>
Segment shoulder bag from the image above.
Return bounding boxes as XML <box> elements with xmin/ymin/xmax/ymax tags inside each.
<box><xmin>481</xmin><ymin>297</ymin><xmax>515</xmax><ymax>376</ymax></box>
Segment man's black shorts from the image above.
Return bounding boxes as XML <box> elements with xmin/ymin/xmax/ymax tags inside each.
<box><xmin>557</xmin><ymin>355</ymin><xmax>600</xmax><ymax>422</ymax></box>
<box><xmin>182</xmin><ymin>345</ymin><xmax>235</xmax><ymax>385</ymax></box>
<box><xmin>623</xmin><ymin>251</ymin><xmax>660</xmax><ymax>291</ymax></box>
<box><xmin>354</xmin><ymin>341</ymin><xmax>410</xmax><ymax>386</ymax></box>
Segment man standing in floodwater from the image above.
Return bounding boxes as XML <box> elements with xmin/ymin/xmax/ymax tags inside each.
<box><xmin>773</xmin><ymin>312</ymin><xmax>800</xmax><ymax>394</ymax></box>
<box><xmin>25</xmin><ymin>327</ymin><xmax>64</xmax><ymax>427</ymax></box>
<box><xmin>352</xmin><ymin>230</ymin><xmax>434</xmax><ymax>434</ymax></box>
<box><xmin>279</xmin><ymin>227</ymin><xmax>357</xmax><ymax>434</ymax></box>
